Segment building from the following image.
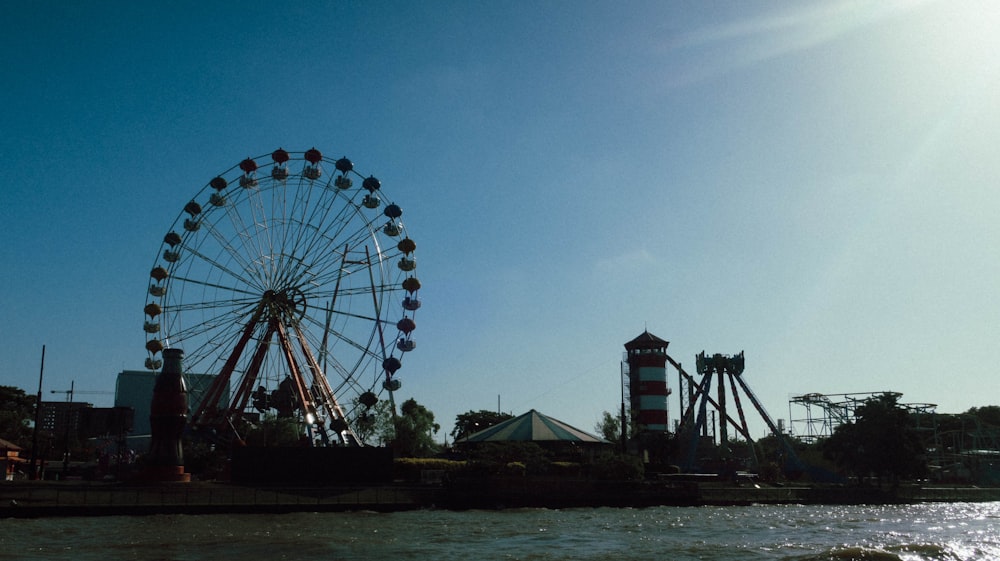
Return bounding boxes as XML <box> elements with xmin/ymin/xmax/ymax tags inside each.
<box><xmin>115</xmin><ymin>370</ymin><xmax>223</xmax><ymax>449</ymax></box>
<box><xmin>456</xmin><ymin>409</ymin><xmax>611</xmax><ymax>462</ymax></box>
<box><xmin>623</xmin><ymin>330</ymin><xmax>672</xmax><ymax>434</ymax></box>
<box><xmin>38</xmin><ymin>401</ymin><xmax>93</xmax><ymax>440</ymax></box>
<box><xmin>1</xmin><ymin>438</ymin><xmax>27</xmax><ymax>481</ymax></box>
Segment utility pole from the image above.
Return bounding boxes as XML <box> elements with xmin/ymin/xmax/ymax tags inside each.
<box><xmin>52</xmin><ymin>381</ymin><xmax>74</xmax><ymax>475</ymax></box>
<box><xmin>29</xmin><ymin>345</ymin><xmax>45</xmax><ymax>480</ymax></box>
<box><xmin>620</xmin><ymin>361</ymin><xmax>627</xmax><ymax>454</ymax></box>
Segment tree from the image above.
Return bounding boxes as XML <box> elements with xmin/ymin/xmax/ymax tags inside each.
<box><xmin>965</xmin><ymin>405</ymin><xmax>1000</xmax><ymax>428</ymax></box>
<box><xmin>822</xmin><ymin>393</ymin><xmax>925</xmax><ymax>486</ymax></box>
<box><xmin>352</xmin><ymin>399</ymin><xmax>395</xmax><ymax>446</ymax></box>
<box><xmin>0</xmin><ymin>386</ymin><xmax>36</xmax><ymax>448</ymax></box>
<box><xmin>595</xmin><ymin>410</ymin><xmax>621</xmax><ymax>443</ymax></box>
<box><xmin>393</xmin><ymin>398</ymin><xmax>440</xmax><ymax>457</ymax></box>
<box><xmin>451</xmin><ymin>410</ymin><xmax>514</xmax><ymax>442</ymax></box>
<box><xmin>243</xmin><ymin>415</ymin><xmax>303</xmax><ymax>447</ymax></box>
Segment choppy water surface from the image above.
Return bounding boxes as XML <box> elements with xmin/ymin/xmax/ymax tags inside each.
<box><xmin>3</xmin><ymin>502</ymin><xmax>999</xmax><ymax>560</ymax></box>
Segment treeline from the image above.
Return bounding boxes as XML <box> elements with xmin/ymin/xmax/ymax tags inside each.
<box><xmin>4</xmin><ymin>383</ymin><xmax>999</xmax><ymax>485</ymax></box>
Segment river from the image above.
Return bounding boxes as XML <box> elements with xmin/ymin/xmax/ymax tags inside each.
<box><xmin>3</xmin><ymin>502</ymin><xmax>998</xmax><ymax>560</ymax></box>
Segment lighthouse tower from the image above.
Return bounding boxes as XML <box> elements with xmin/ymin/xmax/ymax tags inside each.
<box><xmin>624</xmin><ymin>331</ymin><xmax>672</xmax><ymax>434</ymax></box>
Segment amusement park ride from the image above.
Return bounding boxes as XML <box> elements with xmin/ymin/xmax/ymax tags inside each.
<box><xmin>622</xmin><ymin>331</ymin><xmax>803</xmax><ymax>473</ymax></box>
<box><xmin>787</xmin><ymin>391</ymin><xmax>935</xmax><ymax>443</ymax></box>
<box><xmin>675</xmin><ymin>351</ymin><xmax>797</xmax><ymax>471</ymax></box>
<box><xmin>621</xmin><ymin>331</ymin><xmax>962</xmax><ymax>477</ymax></box>
<box><xmin>142</xmin><ymin>148</ymin><xmax>420</xmax><ymax>448</ymax></box>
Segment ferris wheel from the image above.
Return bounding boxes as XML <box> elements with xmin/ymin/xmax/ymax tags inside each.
<box><xmin>142</xmin><ymin>148</ymin><xmax>421</xmax><ymax>446</ymax></box>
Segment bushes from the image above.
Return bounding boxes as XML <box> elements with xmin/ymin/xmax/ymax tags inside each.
<box><xmin>393</xmin><ymin>457</ymin><xmax>465</xmax><ymax>482</ymax></box>
<box><xmin>503</xmin><ymin>461</ymin><xmax>527</xmax><ymax>476</ymax></box>
<box><xmin>550</xmin><ymin>461</ymin><xmax>582</xmax><ymax>477</ymax></box>
<box><xmin>462</xmin><ymin>442</ymin><xmax>551</xmax><ymax>476</ymax></box>
<box><xmin>452</xmin><ymin>443</ymin><xmax>644</xmax><ymax>481</ymax></box>
<box><xmin>589</xmin><ymin>453</ymin><xmax>644</xmax><ymax>480</ymax></box>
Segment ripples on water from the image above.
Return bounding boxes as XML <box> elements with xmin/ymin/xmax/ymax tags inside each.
<box><xmin>2</xmin><ymin>502</ymin><xmax>998</xmax><ymax>561</ymax></box>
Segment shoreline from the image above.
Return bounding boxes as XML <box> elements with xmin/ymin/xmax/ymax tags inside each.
<box><xmin>3</xmin><ymin>480</ymin><xmax>1000</xmax><ymax>518</ymax></box>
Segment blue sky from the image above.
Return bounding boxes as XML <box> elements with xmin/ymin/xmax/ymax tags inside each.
<box><xmin>2</xmin><ymin>1</ymin><xmax>999</xmax><ymax>441</ymax></box>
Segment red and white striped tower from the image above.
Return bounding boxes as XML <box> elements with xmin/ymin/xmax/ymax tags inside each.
<box><xmin>624</xmin><ymin>331</ymin><xmax>672</xmax><ymax>434</ymax></box>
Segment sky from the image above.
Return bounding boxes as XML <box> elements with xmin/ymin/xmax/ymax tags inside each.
<box><xmin>2</xmin><ymin>0</ymin><xmax>999</xmax><ymax>443</ymax></box>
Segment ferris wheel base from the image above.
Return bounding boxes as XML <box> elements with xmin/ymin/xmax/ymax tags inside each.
<box><xmin>141</xmin><ymin>465</ymin><xmax>192</xmax><ymax>483</ymax></box>
<box><xmin>230</xmin><ymin>446</ymin><xmax>392</xmax><ymax>486</ymax></box>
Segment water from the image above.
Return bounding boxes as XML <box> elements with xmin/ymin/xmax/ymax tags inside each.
<box><xmin>3</xmin><ymin>503</ymin><xmax>999</xmax><ymax>560</ymax></box>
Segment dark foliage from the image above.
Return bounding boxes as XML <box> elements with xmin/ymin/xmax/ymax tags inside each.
<box><xmin>589</xmin><ymin>451</ymin><xmax>644</xmax><ymax>480</ymax></box>
<box><xmin>822</xmin><ymin>393</ymin><xmax>926</xmax><ymax>485</ymax></box>
<box><xmin>393</xmin><ymin>398</ymin><xmax>440</xmax><ymax>457</ymax></box>
<box><xmin>595</xmin><ymin>410</ymin><xmax>621</xmax><ymax>443</ymax></box>
<box><xmin>0</xmin><ymin>385</ymin><xmax>36</xmax><ymax>448</ymax></box>
<box><xmin>451</xmin><ymin>410</ymin><xmax>514</xmax><ymax>441</ymax></box>
<box><xmin>964</xmin><ymin>405</ymin><xmax>1000</xmax><ymax>428</ymax></box>
<box><xmin>463</xmin><ymin>441</ymin><xmax>551</xmax><ymax>475</ymax></box>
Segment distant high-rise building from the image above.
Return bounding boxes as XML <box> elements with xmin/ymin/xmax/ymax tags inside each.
<box><xmin>115</xmin><ymin>370</ymin><xmax>223</xmax><ymax>446</ymax></box>
<box><xmin>38</xmin><ymin>401</ymin><xmax>92</xmax><ymax>439</ymax></box>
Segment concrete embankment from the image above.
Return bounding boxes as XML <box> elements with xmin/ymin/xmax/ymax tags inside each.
<box><xmin>437</xmin><ymin>477</ymin><xmax>1000</xmax><ymax>509</ymax></box>
<box><xmin>0</xmin><ymin>481</ymin><xmax>433</xmax><ymax>518</ymax></box>
<box><xmin>3</xmin><ymin>480</ymin><xmax>999</xmax><ymax>518</ymax></box>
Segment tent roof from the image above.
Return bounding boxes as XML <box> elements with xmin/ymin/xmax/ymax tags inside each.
<box><xmin>458</xmin><ymin>409</ymin><xmax>609</xmax><ymax>444</ymax></box>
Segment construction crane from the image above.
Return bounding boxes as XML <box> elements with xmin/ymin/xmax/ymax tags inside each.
<box><xmin>50</xmin><ymin>380</ymin><xmax>114</xmax><ymax>402</ymax></box>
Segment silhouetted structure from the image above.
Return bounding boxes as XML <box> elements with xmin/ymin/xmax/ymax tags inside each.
<box><xmin>623</xmin><ymin>331</ymin><xmax>672</xmax><ymax>435</ymax></box>
<box><xmin>145</xmin><ymin>348</ymin><xmax>190</xmax><ymax>482</ymax></box>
